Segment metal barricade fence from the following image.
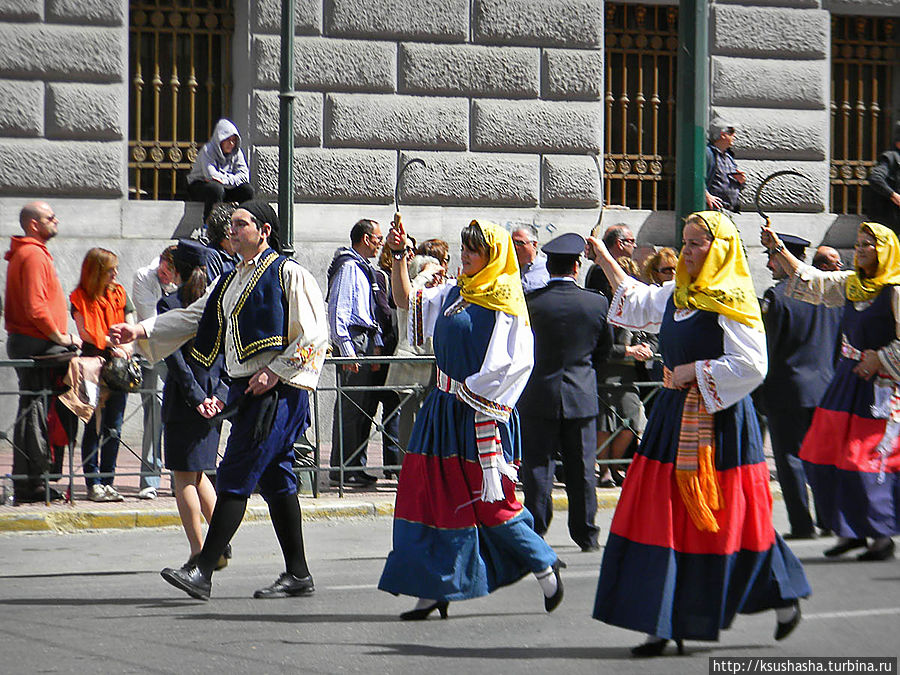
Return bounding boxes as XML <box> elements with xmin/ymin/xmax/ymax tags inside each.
<box><xmin>0</xmin><ymin>357</ymin><xmax>658</xmax><ymax>503</ymax></box>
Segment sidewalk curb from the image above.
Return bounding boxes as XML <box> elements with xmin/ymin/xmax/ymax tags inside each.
<box><xmin>0</xmin><ymin>489</ymin><xmax>777</xmax><ymax>534</ymax></box>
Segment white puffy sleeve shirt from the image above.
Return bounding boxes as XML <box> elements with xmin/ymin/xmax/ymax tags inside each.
<box><xmin>607</xmin><ymin>277</ymin><xmax>767</xmax><ymax>413</ymax></box>
<box><xmin>138</xmin><ymin>252</ymin><xmax>329</xmax><ymax>391</ymax></box>
<box><xmin>410</xmin><ymin>282</ymin><xmax>534</xmax><ymax>423</ymax></box>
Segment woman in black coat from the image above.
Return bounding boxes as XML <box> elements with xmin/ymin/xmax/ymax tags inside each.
<box><xmin>158</xmin><ymin>240</ymin><xmax>229</xmax><ymax>566</ymax></box>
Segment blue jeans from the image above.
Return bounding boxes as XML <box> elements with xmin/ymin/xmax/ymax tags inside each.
<box><xmin>81</xmin><ymin>391</ymin><xmax>128</xmax><ymax>488</ymax></box>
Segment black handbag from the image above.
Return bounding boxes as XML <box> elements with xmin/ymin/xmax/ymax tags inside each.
<box><xmin>100</xmin><ymin>355</ymin><xmax>143</xmax><ymax>393</ymax></box>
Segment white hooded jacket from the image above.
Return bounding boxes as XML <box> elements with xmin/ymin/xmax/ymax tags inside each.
<box><xmin>187</xmin><ymin>118</ymin><xmax>250</xmax><ymax>187</ymax></box>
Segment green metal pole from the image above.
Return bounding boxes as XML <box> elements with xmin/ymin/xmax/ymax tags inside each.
<box><xmin>674</xmin><ymin>0</ymin><xmax>709</xmax><ymax>235</ymax></box>
<box><xmin>278</xmin><ymin>0</ymin><xmax>295</xmax><ymax>257</ymax></box>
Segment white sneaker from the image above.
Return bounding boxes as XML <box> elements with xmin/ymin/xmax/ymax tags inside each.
<box><xmin>104</xmin><ymin>485</ymin><xmax>125</xmax><ymax>502</ymax></box>
<box><xmin>137</xmin><ymin>487</ymin><xmax>158</xmax><ymax>500</ymax></box>
<box><xmin>88</xmin><ymin>484</ymin><xmax>107</xmax><ymax>502</ymax></box>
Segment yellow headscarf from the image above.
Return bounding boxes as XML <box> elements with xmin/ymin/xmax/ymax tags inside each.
<box><xmin>845</xmin><ymin>222</ymin><xmax>900</xmax><ymax>302</ymax></box>
<box><xmin>672</xmin><ymin>211</ymin><xmax>763</xmax><ymax>332</ymax></box>
<box><xmin>457</xmin><ymin>220</ymin><xmax>529</xmax><ymax>321</ymax></box>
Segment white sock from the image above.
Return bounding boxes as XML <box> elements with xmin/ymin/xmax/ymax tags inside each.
<box><xmin>534</xmin><ymin>566</ymin><xmax>557</xmax><ymax>597</ymax></box>
<box><xmin>641</xmin><ymin>634</ymin><xmax>666</xmax><ymax>645</ymax></box>
<box><xmin>775</xmin><ymin>605</ymin><xmax>798</xmax><ymax>623</ymax></box>
<box><xmin>413</xmin><ymin>597</ymin><xmax>436</xmax><ymax>610</ymax></box>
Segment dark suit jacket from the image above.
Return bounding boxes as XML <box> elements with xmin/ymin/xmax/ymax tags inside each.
<box><xmin>759</xmin><ymin>279</ymin><xmax>842</xmax><ymax>412</ymax></box>
<box><xmin>518</xmin><ymin>278</ymin><xmax>613</xmax><ymax>419</ymax></box>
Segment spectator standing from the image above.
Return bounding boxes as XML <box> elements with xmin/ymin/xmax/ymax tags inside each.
<box><xmin>4</xmin><ymin>202</ymin><xmax>81</xmax><ymax>504</ymax></box>
<box><xmin>759</xmin><ymin>234</ymin><xmax>842</xmax><ymax>539</ymax></box>
<box><xmin>158</xmin><ymin>240</ymin><xmax>229</xmax><ymax>567</ymax></box>
<box><xmin>585</xmin><ymin>224</ymin><xmax>636</xmax><ymax>300</ymax></box>
<box><xmin>384</xmin><ymin>239</ymin><xmax>449</xmax><ymax>450</ymax></box>
<box><xmin>511</xmin><ymin>225</ymin><xmax>549</xmax><ymax>293</ymax></box>
<box><xmin>519</xmin><ymin>233</ymin><xmax>613</xmax><ymax>551</ymax></box>
<box><xmin>705</xmin><ymin>120</ymin><xmax>746</xmax><ymax>212</ymax></box>
<box><xmin>70</xmin><ymin>248</ymin><xmax>136</xmax><ymax>502</ymax></box>
<box><xmin>370</xmin><ymin>246</ymin><xmax>402</xmax><ymax>478</ymax></box>
<box><xmin>131</xmin><ymin>245</ymin><xmax>178</xmax><ymax>500</ymax></box>
<box><xmin>864</xmin><ymin>121</ymin><xmax>900</xmax><ymax>233</ymax></box>
<box><xmin>326</xmin><ymin>219</ymin><xmax>385</xmax><ymax>486</ymax></box>
<box><xmin>203</xmin><ymin>201</ymin><xmax>239</xmax><ymax>282</ymax></box>
<box><xmin>187</xmin><ymin>119</ymin><xmax>254</xmax><ymax>221</ymax></box>
<box><xmin>111</xmin><ymin>201</ymin><xmax>329</xmax><ymax>601</ymax></box>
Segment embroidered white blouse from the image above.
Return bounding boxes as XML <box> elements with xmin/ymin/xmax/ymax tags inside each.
<box><xmin>785</xmin><ymin>263</ymin><xmax>900</xmax><ymax>380</ymax></box>
<box><xmin>411</xmin><ymin>283</ymin><xmax>534</xmax><ymax>423</ymax></box>
<box><xmin>607</xmin><ymin>278</ymin><xmax>767</xmax><ymax>413</ymax></box>
<box><xmin>138</xmin><ymin>250</ymin><xmax>329</xmax><ymax>391</ymax></box>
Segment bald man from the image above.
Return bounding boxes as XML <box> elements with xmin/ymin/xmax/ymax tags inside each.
<box><xmin>812</xmin><ymin>246</ymin><xmax>843</xmax><ymax>272</ymax></box>
<box><xmin>4</xmin><ymin>202</ymin><xmax>81</xmax><ymax>504</ymax></box>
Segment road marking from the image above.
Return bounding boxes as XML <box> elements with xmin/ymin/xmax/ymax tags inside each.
<box><xmin>807</xmin><ymin>607</ymin><xmax>900</xmax><ymax>620</ymax></box>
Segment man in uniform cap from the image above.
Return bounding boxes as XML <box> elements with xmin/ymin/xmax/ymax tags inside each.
<box><xmin>759</xmin><ymin>232</ymin><xmax>842</xmax><ymax>539</ymax></box>
<box><xmin>518</xmin><ymin>233</ymin><xmax>613</xmax><ymax>551</ymax></box>
<box><xmin>110</xmin><ymin>200</ymin><xmax>330</xmax><ymax>600</ymax></box>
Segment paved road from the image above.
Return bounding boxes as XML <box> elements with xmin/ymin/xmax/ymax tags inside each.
<box><xmin>0</xmin><ymin>507</ymin><xmax>897</xmax><ymax>675</ymax></box>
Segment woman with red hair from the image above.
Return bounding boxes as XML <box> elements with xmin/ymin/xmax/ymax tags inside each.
<box><xmin>70</xmin><ymin>248</ymin><xmax>135</xmax><ymax>502</ymax></box>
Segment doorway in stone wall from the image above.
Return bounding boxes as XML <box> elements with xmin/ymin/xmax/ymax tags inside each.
<box><xmin>128</xmin><ymin>0</ymin><xmax>234</xmax><ymax>201</ymax></box>
<box><xmin>830</xmin><ymin>15</ymin><xmax>898</xmax><ymax>215</ymax></box>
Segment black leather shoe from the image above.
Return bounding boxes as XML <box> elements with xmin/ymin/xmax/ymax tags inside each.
<box><xmin>544</xmin><ymin>559</ymin><xmax>565</xmax><ymax>612</ymax></box>
<box><xmin>775</xmin><ymin>601</ymin><xmax>801</xmax><ymax>641</ymax></box>
<box><xmin>783</xmin><ymin>530</ymin><xmax>817</xmax><ymax>541</ymax></box>
<box><xmin>253</xmin><ymin>572</ymin><xmax>315</xmax><ymax>599</ymax></box>
<box><xmin>824</xmin><ymin>538</ymin><xmax>867</xmax><ymax>558</ymax></box>
<box><xmin>579</xmin><ymin>543</ymin><xmax>600</xmax><ymax>552</ymax></box>
<box><xmin>857</xmin><ymin>539</ymin><xmax>895</xmax><ymax>561</ymax></box>
<box><xmin>160</xmin><ymin>564</ymin><xmax>211</xmax><ymax>601</ymax></box>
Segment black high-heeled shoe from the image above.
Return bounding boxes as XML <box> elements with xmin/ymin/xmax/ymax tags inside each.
<box><xmin>631</xmin><ymin>638</ymin><xmax>684</xmax><ymax>657</ymax></box>
<box><xmin>400</xmin><ymin>600</ymin><xmax>449</xmax><ymax>621</ymax></box>
<box><xmin>775</xmin><ymin>601</ymin><xmax>801</xmax><ymax>641</ymax></box>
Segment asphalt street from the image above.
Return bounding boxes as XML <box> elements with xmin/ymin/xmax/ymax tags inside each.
<box><xmin>0</xmin><ymin>507</ymin><xmax>898</xmax><ymax>675</ymax></box>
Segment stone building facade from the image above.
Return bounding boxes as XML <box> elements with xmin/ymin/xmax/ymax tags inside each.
<box><xmin>0</xmin><ymin>0</ymin><xmax>898</xmax><ymax>453</ymax></box>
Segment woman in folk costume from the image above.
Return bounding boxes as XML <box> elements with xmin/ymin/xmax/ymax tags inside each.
<box><xmin>378</xmin><ymin>217</ymin><xmax>564</xmax><ymax>620</ymax></box>
<box><xmin>761</xmin><ymin>222</ymin><xmax>900</xmax><ymax>561</ymax></box>
<box><xmin>587</xmin><ymin>211</ymin><xmax>810</xmax><ymax>657</ymax></box>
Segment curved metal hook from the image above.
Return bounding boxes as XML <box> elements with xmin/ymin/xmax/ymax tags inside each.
<box><xmin>591</xmin><ymin>152</ymin><xmax>604</xmax><ymax>228</ymax></box>
<box><xmin>395</xmin><ymin>158</ymin><xmax>426</xmax><ymax>213</ymax></box>
<box><xmin>754</xmin><ymin>169</ymin><xmax>810</xmax><ymax>223</ymax></box>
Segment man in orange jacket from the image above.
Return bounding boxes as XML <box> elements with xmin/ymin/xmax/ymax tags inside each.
<box><xmin>4</xmin><ymin>201</ymin><xmax>81</xmax><ymax>504</ymax></box>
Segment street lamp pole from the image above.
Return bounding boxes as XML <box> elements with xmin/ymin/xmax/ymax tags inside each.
<box><xmin>278</xmin><ymin>0</ymin><xmax>296</xmax><ymax>257</ymax></box>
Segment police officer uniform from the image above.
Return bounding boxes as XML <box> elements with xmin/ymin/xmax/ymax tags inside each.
<box><xmin>518</xmin><ymin>233</ymin><xmax>613</xmax><ymax>551</ymax></box>
<box><xmin>760</xmin><ymin>233</ymin><xmax>842</xmax><ymax>538</ymax></box>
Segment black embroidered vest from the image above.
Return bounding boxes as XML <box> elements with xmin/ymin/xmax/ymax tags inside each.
<box><xmin>190</xmin><ymin>248</ymin><xmax>290</xmax><ymax>368</ymax></box>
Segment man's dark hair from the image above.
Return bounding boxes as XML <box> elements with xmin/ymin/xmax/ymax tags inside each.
<box><xmin>350</xmin><ymin>219</ymin><xmax>378</xmax><ymax>245</ymax></box>
<box><xmin>602</xmin><ymin>224</ymin><xmax>631</xmax><ymax>248</ymax></box>
<box><xmin>546</xmin><ymin>255</ymin><xmax>579</xmax><ymax>276</ymax></box>
<box><xmin>418</xmin><ymin>238</ymin><xmax>449</xmax><ymax>263</ymax></box>
<box><xmin>460</xmin><ymin>221</ymin><xmax>490</xmax><ymax>258</ymax></box>
<box><xmin>206</xmin><ymin>202</ymin><xmax>238</xmax><ymax>247</ymax></box>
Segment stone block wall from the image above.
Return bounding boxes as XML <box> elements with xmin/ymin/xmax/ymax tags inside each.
<box><xmin>246</xmin><ymin>0</ymin><xmax>604</xmax><ymax>208</ymax></box>
<box><xmin>710</xmin><ymin>2</ymin><xmax>831</xmax><ymax>213</ymax></box>
<box><xmin>0</xmin><ymin>0</ymin><xmax>127</xmax><ymax>197</ymax></box>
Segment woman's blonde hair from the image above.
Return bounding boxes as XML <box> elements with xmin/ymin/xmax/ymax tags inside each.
<box><xmin>78</xmin><ymin>247</ymin><xmax>118</xmax><ymax>299</ymax></box>
<box><xmin>643</xmin><ymin>247</ymin><xmax>678</xmax><ymax>284</ymax></box>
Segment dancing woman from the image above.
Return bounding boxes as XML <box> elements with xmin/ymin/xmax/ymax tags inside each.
<box><xmin>761</xmin><ymin>222</ymin><xmax>900</xmax><ymax>561</ymax></box>
<box><xmin>587</xmin><ymin>211</ymin><xmax>810</xmax><ymax>656</ymax></box>
<box><xmin>378</xmin><ymin>217</ymin><xmax>563</xmax><ymax>620</ymax></box>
